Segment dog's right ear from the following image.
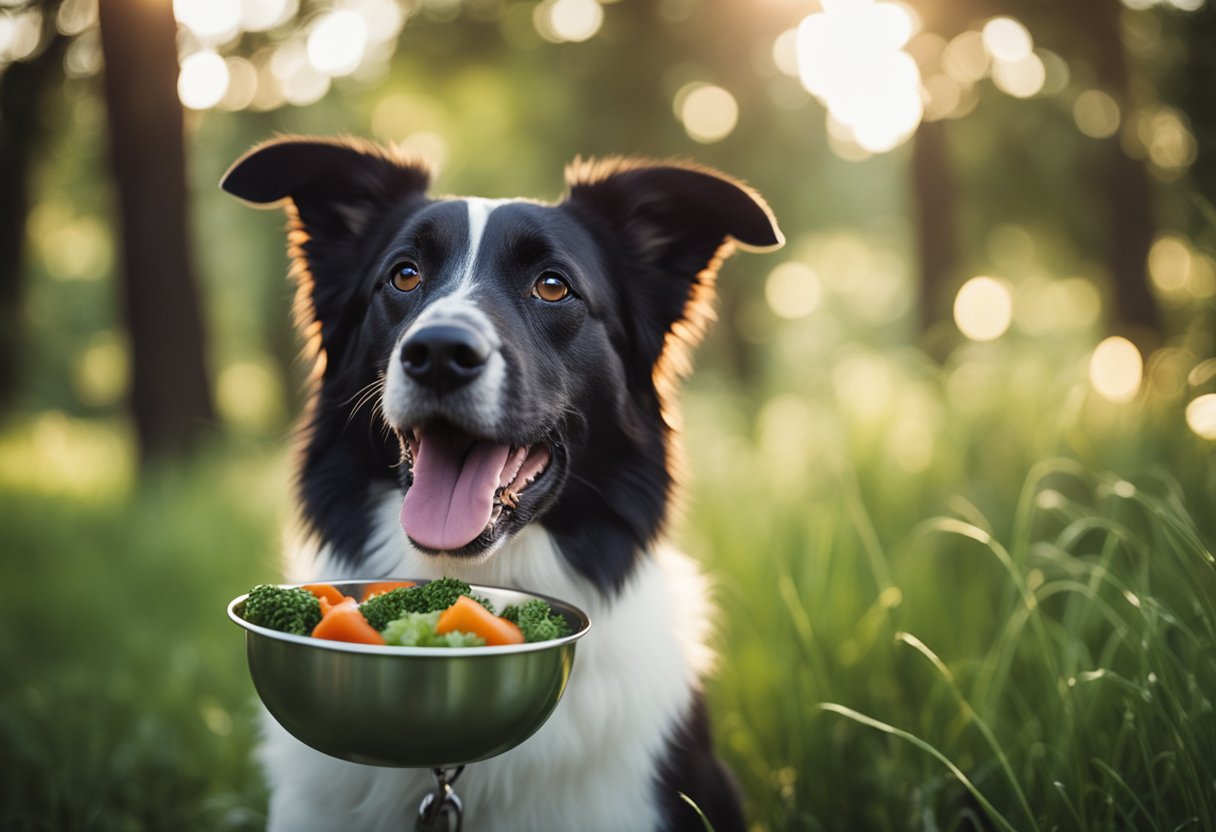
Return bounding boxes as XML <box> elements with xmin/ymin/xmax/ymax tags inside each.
<box><xmin>221</xmin><ymin>136</ymin><xmax>430</xmax><ymax>239</ymax></box>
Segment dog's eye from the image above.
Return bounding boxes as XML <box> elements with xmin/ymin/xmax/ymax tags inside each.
<box><xmin>389</xmin><ymin>262</ymin><xmax>422</xmax><ymax>293</ymax></box>
<box><xmin>532</xmin><ymin>272</ymin><xmax>571</xmax><ymax>303</ymax></box>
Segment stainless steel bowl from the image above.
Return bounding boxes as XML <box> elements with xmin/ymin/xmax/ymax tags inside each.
<box><xmin>228</xmin><ymin>580</ymin><xmax>591</xmax><ymax>769</ymax></box>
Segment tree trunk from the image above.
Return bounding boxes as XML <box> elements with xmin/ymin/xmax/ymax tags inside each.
<box><xmin>1071</xmin><ymin>0</ymin><xmax>1160</xmax><ymax>339</ymax></box>
<box><xmin>97</xmin><ymin>0</ymin><xmax>214</xmax><ymax>460</ymax></box>
<box><xmin>910</xmin><ymin>117</ymin><xmax>961</xmax><ymax>349</ymax></box>
<box><xmin>0</xmin><ymin>15</ymin><xmax>67</xmax><ymax>409</ymax></box>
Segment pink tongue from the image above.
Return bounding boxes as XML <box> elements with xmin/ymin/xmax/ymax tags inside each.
<box><xmin>400</xmin><ymin>425</ymin><xmax>511</xmax><ymax>551</ymax></box>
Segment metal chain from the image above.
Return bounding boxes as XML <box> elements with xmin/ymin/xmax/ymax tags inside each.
<box><xmin>415</xmin><ymin>766</ymin><xmax>465</xmax><ymax>832</ymax></box>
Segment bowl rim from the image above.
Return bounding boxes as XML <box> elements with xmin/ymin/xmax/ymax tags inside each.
<box><xmin>227</xmin><ymin>578</ymin><xmax>592</xmax><ymax>657</ymax></box>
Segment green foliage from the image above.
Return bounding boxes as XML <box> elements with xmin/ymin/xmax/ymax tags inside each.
<box><xmin>381</xmin><ymin>611</ymin><xmax>485</xmax><ymax>648</ymax></box>
<box><xmin>358</xmin><ymin>578</ymin><xmax>490</xmax><ymax>631</ymax></box>
<box><xmin>501</xmin><ymin>599</ymin><xmax>571</xmax><ymax>643</ymax></box>
<box><xmin>0</xmin><ymin>442</ymin><xmax>283</xmax><ymax>831</ymax></box>
<box><xmin>689</xmin><ymin>381</ymin><xmax>1216</xmax><ymax>830</ymax></box>
<box><xmin>241</xmin><ymin>585</ymin><xmax>321</xmax><ymax>635</ymax></box>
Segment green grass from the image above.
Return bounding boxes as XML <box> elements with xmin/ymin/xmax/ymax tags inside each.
<box><xmin>1</xmin><ymin>337</ymin><xmax>1214</xmax><ymax>831</ymax></box>
<box><xmin>682</xmin><ymin>343</ymin><xmax>1216</xmax><ymax>830</ymax></box>
<box><xmin>0</xmin><ymin>429</ymin><xmax>285</xmax><ymax>831</ymax></box>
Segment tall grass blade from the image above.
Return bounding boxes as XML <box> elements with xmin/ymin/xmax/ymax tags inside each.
<box><xmin>818</xmin><ymin>703</ymin><xmax>1023</xmax><ymax>832</ymax></box>
<box><xmin>896</xmin><ymin>632</ymin><xmax>1041</xmax><ymax>832</ymax></box>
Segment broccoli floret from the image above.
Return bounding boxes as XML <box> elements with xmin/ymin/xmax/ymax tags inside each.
<box><xmin>416</xmin><ymin>577</ymin><xmax>493</xmax><ymax>615</ymax></box>
<box><xmin>359</xmin><ymin>578</ymin><xmax>493</xmax><ymax>631</ymax></box>
<box><xmin>242</xmin><ymin>585</ymin><xmax>321</xmax><ymax>635</ymax></box>
<box><xmin>501</xmin><ymin>599</ymin><xmax>571</xmax><ymax>643</ymax></box>
<box><xmin>382</xmin><ymin>611</ymin><xmax>486</xmax><ymax>648</ymax></box>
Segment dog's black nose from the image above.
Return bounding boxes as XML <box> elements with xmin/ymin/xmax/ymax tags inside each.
<box><xmin>400</xmin><ymin>324</ymin><xmax>492</xmax><ymax>390</ymax></box>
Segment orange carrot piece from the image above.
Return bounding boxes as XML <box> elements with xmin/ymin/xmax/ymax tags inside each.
<box><xmin>303</xmin><ymin>584</ymin><xmax>347</xmax><ymax>606</ymax></box>
<box><xmin>435</xmin><ymin>596</ymin><xmax>524</xmax><ymax>646</ymax></box>
<box><xmin>311</xmin><ymin>598</ymin><xmax>385</xmax><ymax>645</ymax></box>
<box><xmin>362</xmin><ymin>580</ymin><xmax>417</xmax><ymax>600</ymax></box>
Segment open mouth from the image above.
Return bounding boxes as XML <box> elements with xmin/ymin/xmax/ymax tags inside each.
<box><xmin>399</xmin><ymin>422</ymin><xmax>552</xmax><ymax>553</ymax></box>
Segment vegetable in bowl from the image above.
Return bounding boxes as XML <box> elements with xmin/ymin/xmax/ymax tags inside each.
<box><xmin>238</xmin><ymin>576</ymin><xmax>572</xmax><ymax>647</ymax></box>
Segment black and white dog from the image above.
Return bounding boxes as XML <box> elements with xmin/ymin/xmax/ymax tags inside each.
<box><xmin>222</xmin><ymin>136</ymin><xmax>782</xmax><ymax>832</ymax></box>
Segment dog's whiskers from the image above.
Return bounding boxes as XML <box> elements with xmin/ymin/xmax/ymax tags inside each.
<box><xmin>343</xmin><ymin>376</ymin><xmax>386</xmax><ymax>432</ymax></box>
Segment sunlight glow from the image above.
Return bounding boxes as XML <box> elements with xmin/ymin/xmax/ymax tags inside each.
<box><xmin>981</xmin><ymin>17</ymin><xmax>1033</xmax><ymax>63</ymax></box>
<box><xmin>241</xmin><ymin>0</ymin><xmax>297</xmax><ymax>33</ymax></box>
<box><xmin>173</xmin><ymin>0</ymin><xmax>241</xmax><ymax>43</ymax></box>
<box><xmin>953</xmin><ymin>276</ymin><xmax>1013</xmax><ymax>341</ymax></box>
<box><xmin>1089</xmin><ymin>337</ymin><xmax>1143</xmax><ymax>403</ymax></box>
<box><xmin>675</xmin><ymin>83</ymin><xmax>739</xmax><ymax>143</ymax></box>
<box><xmin>307</xmin><ymin>10</ymin><xmax>368</xmax><ymax>77</ymax></box>
<box><xmin>535</xmin><ymin>0</ymin><xmax>603</xmax><ymax>43</ymax></box>
<box><xmin>1186</xmin><ymin>394</ymin><xmax>1216</xmax><ymax>440</ymax></box>
<box><xmin>178</xmin><ymin>50</ymin><xmax>229</xmax><ymax>110</ymax></box>
<box><xmin>795</xmin><ymin>0</ymin><xmax>923</xmax><ymax>156</ymax></box>
<box><xmin>766</xmin><ymin>262</ymin><xmax>822</xmax><ymax>319</ymax></box>
<box><xmin>0</xmin><ymin>8</ymin><xmax>43</xmax><ymax>62</ymax></box>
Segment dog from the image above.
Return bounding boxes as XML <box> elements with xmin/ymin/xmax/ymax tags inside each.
<box><xmin>222</xmin><ymin>136</ymin><xmax>783</xmax><ymax>832</ymax></box>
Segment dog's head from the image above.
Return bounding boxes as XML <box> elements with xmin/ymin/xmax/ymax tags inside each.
<box><xmin>223</xmin><ymin>137</ymin><xmax>781</xmax><ymax>590</ymax></box>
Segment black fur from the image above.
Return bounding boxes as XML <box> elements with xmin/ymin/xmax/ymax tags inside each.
<box><xmin>656</xmin><ymin>692</ymin><xmax>747</xmax><ymax>832</ymax></box>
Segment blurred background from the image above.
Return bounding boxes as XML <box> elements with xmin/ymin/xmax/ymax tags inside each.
<box><xmin>1</xmin><ymin>0</ymin><xmax>1214</xmax><ymax>829</ymax></box>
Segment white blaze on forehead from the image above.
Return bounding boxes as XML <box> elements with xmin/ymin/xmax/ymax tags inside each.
<box><xmin>455</xmin><ymin>197</ymin><xmax>515</xmax><ymax>291</ymax></box>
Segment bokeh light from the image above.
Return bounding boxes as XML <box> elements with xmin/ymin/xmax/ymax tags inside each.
<box><xmin>1074</xmin><ymin>89</ymin><xmax>1121</xmax><ymax>139</ymax></box>
<box><xmin>273</xmin><ymin>39</ymin><xmax>330</xmax><ymax>105</ymax></box>
<box><xmin>765</xmin><ymin>262</ymin><xmax>822</xmax><ymax>319</ymax></box>
<box><xmin>675</xmin><ymin>83</ymin><xmax>739</xmax><ymax>144</ymax></box>
<box><xmin>1144</xmin><ymin>107</ymin><xmax>1198</xmax><ymax>174</ymax></box>
<box><xmin>795</xmin><ymin>0</ymin><xmax>923</xmax><ymax>155</ymax></box>
<box><xmin>1187</xmin><ymin>394</ymin><xmax>1216</xmax><ymax>440</ymax></box>
<box><xmin>771</xmin><ymin>28</ymin><xmax>799</xmax><ymax>76</ymax></box>
<box><xmin>1089</xmin><ymin>337</ymin><xmax>1143</xmax><ymax>403</ymax></box>
<box><xmin>981</xmin><ymin>17</ymin><xmax>1033</xmax><ymax>63</ymax></box>
<box><xmin>173</xmin><ymin>0</ymin><xmax>241</xmax><ymax>43</ymax></box>
<box><xmin>991</xmin><ymin>51</ymin><xmax>1045</xmax><ymax>98</ymax></box>
<box><xmin>954</xmin><ymin>276</ymin><xmax>1013</xmax><ymax>341</ymax></box>
<box><xmin>56</xmin><ymin>0</ymin><xmax>98</xmax><ymax>37</ymax></box>
<box><xmin>535</xmin><ymin>0</ymin><xmax>604</xmax><ymax>43</ymax></box>
<box><xmin>942</xmin><ymin>31</ymin><xmax>989</xmax><ymax>84</ymax></box>
<box><xmin>1148</xmin><ymin>234</ymin><xmax>1192</xmax><ymax>295</ymax></box>
<box><xmin>177</xmin><ymin>50</ymin><xmax>230</xmax><ymax>111</ymax></box>
<box><xmin>74</xmin><ymin>332</ymin><xmax>128</xmax><ymax>408</ymax></box>
<box><xmin>240</xmin><ymin>0</ymin><xmax>298</xmax><ymax>33</ymax></box>
<box><xmin>307</xmin><ymin>10</ymin><xmax>368</xmax><ymax>77</ymax></box>
<box><xmin>219</xmin><ymin>56</ymin><xmax>258</xmax><ymax>111</ymax></box>
<box><xmin>0</xmin><ymin>8</ymin><xmax>43</xmax><ymax>62</ymax></box>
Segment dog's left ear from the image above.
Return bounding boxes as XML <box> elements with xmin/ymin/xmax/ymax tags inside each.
<box><xmin>562</xmin><ymin>158</ymin><xmax>783</xmax><ymax>376</ymax></box>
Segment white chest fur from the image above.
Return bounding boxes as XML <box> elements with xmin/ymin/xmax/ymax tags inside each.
<box><xmin>260</xmin><ymin>490</ymin><xmax>715</xmax><ymax>832</ymax></box>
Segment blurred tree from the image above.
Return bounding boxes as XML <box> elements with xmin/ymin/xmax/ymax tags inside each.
<box><xmin>0</xmin><ymin>2</ymin><xmax>65</xmax><ymax>408</ymax></box>
<box><xmin>912</xmin><ymin>0</ymin><xmax>1161</xmax><ymax>343</ymax></box>
<box><xmin>1061</xmin><ymin>0</ymin><xmax>1160</xmax><ymax>340</ymax></box>
<box><xmin>910</xmin><ymin>118</ymin><xmax>961</xmax><ymax>344</ymax></box>
<box><xmin>98</xmin><ymin>0</ymin><xmax>214</xmax><ymax>459</ymax></box>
